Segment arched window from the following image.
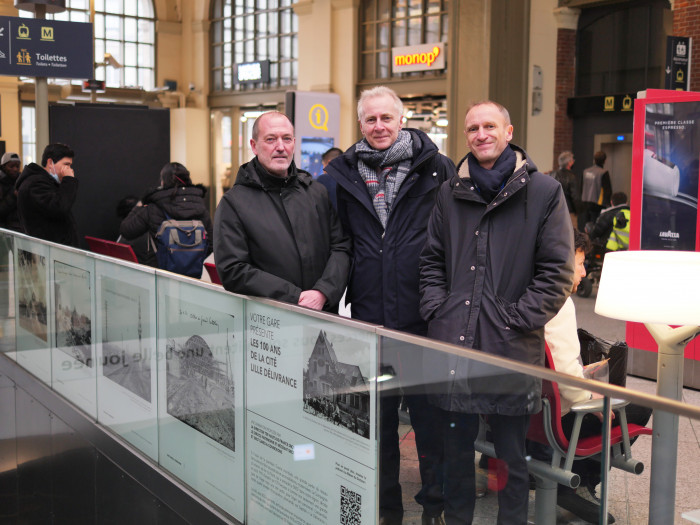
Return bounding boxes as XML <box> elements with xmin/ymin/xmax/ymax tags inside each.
<box><xmin>210</xmin><ymin>0</ymin><xmax>298</xmax><ymax>92</ymax></box>
<box><xmin>24</xmin><ymin>0</ymin><xmax>156</xmax><ymax>90</ymax></box>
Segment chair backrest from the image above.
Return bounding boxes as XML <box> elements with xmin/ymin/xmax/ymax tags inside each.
<box><xmin>526</xmin><ymin>344</ymin><xmax>571</xmax><ymax>450</ymax></box>
<box><xmin>85</xmin><ymin>236</ymin><xmax>139</xmax><ymax>264</ymax></box>
<box><xmin>204</xmin><ymin>262</ymin><xmax>222</xmax><ymax>285</ymax></box>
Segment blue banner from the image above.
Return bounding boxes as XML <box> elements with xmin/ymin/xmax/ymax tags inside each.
<box><xmin>0</xmin><ymin>16</ymin><xmax>93</xmax><ymax>79</ymax></box>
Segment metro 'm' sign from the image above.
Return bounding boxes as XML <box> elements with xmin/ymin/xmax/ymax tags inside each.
<box><xmin>392</xmin><ymin>42</ymin><xmax>446</xmax><ymax>74</ymax></box>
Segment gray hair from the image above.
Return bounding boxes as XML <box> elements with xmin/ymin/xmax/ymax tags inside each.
<box><xmin>357</xmin><ymin>86</ymin><xmax>403</xmax><ymax>121</ymax></box>
<box><xmin>558</xmin><ymin>151</ymin><xmax>574</xmax><ymax>169</ymax></box>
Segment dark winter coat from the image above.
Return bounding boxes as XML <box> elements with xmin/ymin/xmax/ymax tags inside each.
<box><xmin>552</xmin><ymin>167</ymin><xmax>578</xmax><ymax>214</ymax></box>
<box><xmin>0</xmin><ymin>169</ymin><xmax>21</xmax><ymax>232</ymax></box>
<box><xmin>213</xmin><ymin>159</ymin><xmax>351</xmax><ymax>312</ymax></box>
<box><xmin>119</xmin><ymin>184</ymin><xmax>214</xmax><ymax>256</ymax></box>
<box><xmin>419</xmin><ymin>145</ymin><xmax>574</xmax><ymax>415</ymax></box>
<box><xmin>326</xmin><ymin>128</ymin><xmax>456</xmax><ymax>335</ymax></box>
<box><xmin>15</xmin><ymin>162</ymin><xmax>79</xmax><ymax>247</ymax></box>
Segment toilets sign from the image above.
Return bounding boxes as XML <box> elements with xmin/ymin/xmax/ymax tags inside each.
<box><xmin>0</xmin><ymin>16</ymin><xmax>92</xmax><ymax>79</ymax></box>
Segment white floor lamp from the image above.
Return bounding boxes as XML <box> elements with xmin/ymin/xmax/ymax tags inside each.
<box><xmin>595</xmin><ymin>250</ymin><xmax>700</xmax><ymax>525</ymax></box>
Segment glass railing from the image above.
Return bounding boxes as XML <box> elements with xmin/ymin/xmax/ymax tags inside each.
<box><xmin>0</xmin><ymin>229</ymin><xmax>699</xmax><ymax>525</ymax></box>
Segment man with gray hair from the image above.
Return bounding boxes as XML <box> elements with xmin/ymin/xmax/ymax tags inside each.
<box><xmin>214</xmin><ymin>111</ymin><xmax>350</xmax><ymax>312</ymax></box>
<box><xmin>552</xmin><ymin>150</ymin><xmax>578</xmax><ymax>226</ymax></box>
<box><xmin>326</xmin><ymin>86</ymin><xmax>456</xmax><ymax>525</ymax></box>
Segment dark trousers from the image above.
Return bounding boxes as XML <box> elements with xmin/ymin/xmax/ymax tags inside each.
<box><xmin>578</xmin><ymin>202</ymin><xmax>602</xmax><ymax>231</ymax></box>
<box><xmin>443</xmin><ymin>411</ymin><xmax>531</xmax><ymax>525</ymax></box>
<box><xmin>380</xmin><ymin>391</ymin><xmax>444</xmax><ymax>520</ymax></box>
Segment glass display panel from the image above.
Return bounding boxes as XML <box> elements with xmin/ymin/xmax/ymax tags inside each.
<box><xmin>157</xmin><ymin>277</ymin><xmax>245</xmax><ymax>521</ymax></box>
<box><xmin>0</xmin><ymin>232</ymin><xmax>15</xmax><ymax>360</ymax></box>
<box><xmin>245</xmin><ymin>303</ymin><xmax>377</xmax><ymax>524</ymax></box>
<box><xmin>14</xmin><ymin>238</ymin><xmax>51</xmax><ymax>385</ymax></box>
<box><xmin>96</xmin><ymin>260</ymin><xmax>158</xmax><ymax>461</ymax></box>
<box><xmin>50</xmin><ymin>248</ymin><xmax>97</xmax><ymax>419</ymax></box>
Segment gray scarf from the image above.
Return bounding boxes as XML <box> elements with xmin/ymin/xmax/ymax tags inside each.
<box><xmin>356</xmin><ymin>130</ymin><xmax>413</xmax><ymax>228</ymax></box>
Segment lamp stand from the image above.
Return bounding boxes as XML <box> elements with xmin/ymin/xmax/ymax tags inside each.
<box><xmin>646</xmin><ymin>324</ymin><xmax>700</xmax><ymax>525</ymax></box>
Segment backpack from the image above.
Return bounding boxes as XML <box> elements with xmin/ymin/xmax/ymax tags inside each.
<box><xmin>152</xmin><ymin>208</ymin><xmax>207</xmax><ymax>278</ymax></box>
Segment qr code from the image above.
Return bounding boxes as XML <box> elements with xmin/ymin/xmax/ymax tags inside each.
<box><xmin>340</xmin><ymin>485</ymin><xmax>362</xmax><ymax>525</ymax></box>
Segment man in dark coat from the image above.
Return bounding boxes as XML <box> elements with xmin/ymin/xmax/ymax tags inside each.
<box><xmin>16</xmin><ymin>143</ymin><xmax>79</xmax><ymax>247</ymax></box>
<box><xmin>214</xmin><ymin>111</ymin><xmax>350</xmax><ymax>313</ymax></box>
<box><xmin>552</xmin><ymin>150</ymin><xmax>578</xmax><ymax>227</ymax></box>
<box><xmin>0</xmin><ymin>152</ymin><xmax>23</xmax><ymax>232</ymax></box>
<box><xmin>326</xmin><ymin>86</ymin><xmax>456</xmax><ymax>525</ymax></box>
<box><xmin>419</xmin><ymin>101</ymin><xmax>574</xmax><ymax>525</ymax></box>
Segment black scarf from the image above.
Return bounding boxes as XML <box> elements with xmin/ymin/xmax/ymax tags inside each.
<box><xmin>467</xmin><ymin>146</ymin><xmax>516</xmax><ymax>203</ymax></box>
<box><xmin>252</xmin><ymin>157</ymin><xmax>296</xmax><ymax>190</ymax></box>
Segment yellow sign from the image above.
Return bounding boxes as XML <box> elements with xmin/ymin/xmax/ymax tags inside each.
<box><xmin>17</xmin><ymin>24</ymin><xmax>30</xmax><ymax>40</ymax></box>
<box><xmin>622</xmin><ymin>95</ymin><xmax>633</xmax><ymax>111</ymax></box>
<box><xmin>395</xmin><ymin>46</ymin><xmax>441</xmax><ymax>68</ymax></box>
<box><xmin>41</xmin><ymin>27</ymin><xmax>54</xmax><ymax>41</ymax></box>
<box><xmin>676</xmin><ymin>68</ymin><xmax>685</xmax><ymax>82</ymax></box>
<box><xmin>16</xmin><ymin>49</ymin><xmax>31</xmax><ymax>65</ymax></box>
<box><xmin>604</xmin><ymin>96</ymin><xmax>615</xmax><ymax>112</ymax></box>
<box><xmin>309</xmin><ymin>104</ymin><xmax>329</xmax><ymax>131</ymax></box>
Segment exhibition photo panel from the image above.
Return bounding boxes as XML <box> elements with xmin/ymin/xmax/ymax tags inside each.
<box><xmin>50</xmin><ymin>247</ymin><xmax>97</xmax><ymax>419</ymax></box>
<box><xmin>157</xmin><ymin>276</ymin><xmax>245</xmax><ymax>521</ymax></box>
<box><xmin>14</xmin><ymin>237</ymin><xmax>51</xmax><ymax>385</ymax></box>
<box><xmin>0</xmin><ymin>231</ymin><xmax>15</xmax><ymax>359</ymax></box>
<box><xmin>95</xmin><ymin>260</ymin><xmax>158</xmax><ymax>461</ymax></box>
<box><xmin>245</xmin><ymin>303</ymin><xmax>378</xmax><ymax>525</ymax></box>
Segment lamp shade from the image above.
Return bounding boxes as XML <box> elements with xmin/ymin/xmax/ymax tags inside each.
<box><xmin>595</xmin><ymin>251</ymin><xmax>700</xmax><ymax>326</ymax></box>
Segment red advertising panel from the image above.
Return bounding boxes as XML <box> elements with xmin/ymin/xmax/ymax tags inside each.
<box><xmin>628</xmin><ymin>89</ymin><xmax>700</xmax><ymax>360</ymax></box>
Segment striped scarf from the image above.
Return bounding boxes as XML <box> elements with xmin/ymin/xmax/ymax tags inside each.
<box><xmin>356</xmin><ymin>130</ymin><xmax>413</xmax><ymax>228</ymax></box>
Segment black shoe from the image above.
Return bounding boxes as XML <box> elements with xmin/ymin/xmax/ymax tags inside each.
<box><xmin>557</xmin><ymin>487</ymin><xmax>615</xmax><ymax>524</ymax></box>
<box><xmin>421</xmin><ymin>513</ymin><xmax>445</xmax><ymax>525</ymax></box>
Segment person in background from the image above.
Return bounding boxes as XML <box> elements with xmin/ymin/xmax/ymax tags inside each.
<box><xmin>0</xmin><ymin>152</ymin><xmax>23</xmax><ymax>232</ymax></box>
<box><xmin>16</xmin><ymin>143</ymin><xmax>79</xmax><ymax>247</ymax></box>
<box><xmin>579</xmin><ymin>150</ymin><xmax>612</xmax><ymax>230</ymax></box>
<box><xmin>419</xmin><ymin>100</ymin><xmax>573</xmax><ymax>525</ymax></box>
<box><xmin>589</xmin><ymin>191</ymin><xmax>630</xmax><ymax>251</ymax></box>
<box><xmin>552</xmin><ymin>150</ymin><xmax>578</xmax><ymax>227</ymax></box>
<box><xmin>326</xmin><ymin>86</ymin><xmax>456</xmax><ymax>525</ymax></box>
<box><xmin>214</xmin><ymin>111</ymin><xmax>350</xmax><ymax>312</ymax></box>
<box><xmin>317</xmin><ymin>147</ymin><xmax>343</xmax><ymax>210</ymax></box>
<box><xmin>546</xmin><ymin>228</ymin><xmax>651</xmax><ymax>524</ymax></box>
<box><xmin>119</xmin><ymin>162</ymin><xmax>213</xmax><ymax>260</ymax></box>
<box><xmin>115</xmin><ymin>196</ymin><xmax>157</xmax><ymax>267</ymax></box>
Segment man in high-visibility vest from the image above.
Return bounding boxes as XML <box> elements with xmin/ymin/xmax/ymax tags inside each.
<box><xmin>589</xmin><ymin>192</ymin><xmax>630</xmax><ymax>250</ymax></box>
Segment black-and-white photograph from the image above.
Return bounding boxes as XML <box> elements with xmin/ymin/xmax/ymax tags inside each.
<box><xmin>303</xmin><ymin>330</ymin><xmax>371</xmax><ymax>439</ymax></box>
<box><xmin>54</xmin><ymin>261</ymin><xmax>92</xmax><ymax>367</ymax></box>
<box><xmin>102</xmin><ymin>279</ymin><xmax>152</xmax><ymax>402</ymax></box>
<box><xmin>166</xmin><ymin>332</ymin><xmax>236</xmax><ymax>452</ymax></box>
<box><xmin>17</xmin><ymin>248</ymin><xmax>48</xmax><ymax>342</ymax></box>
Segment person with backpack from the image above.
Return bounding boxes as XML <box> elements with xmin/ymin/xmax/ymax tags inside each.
<box><xmin>119</xmin><ymin>162</ymin><xmax>213</xmax><ymax>277</ymax></box>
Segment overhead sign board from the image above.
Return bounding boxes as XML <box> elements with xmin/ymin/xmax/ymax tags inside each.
<box><xmin>0</xmin><ymin>16</ymin><xmax>93</xmax><ymax>79</ymax></box>
<box><xmin>392</xmin><ymin>42</ymin><xmax>445</xmax><ymax>74</ymax></box>
<box><xmin>665</xmin><ymin>36</ymin><xmax>691</xmax><ymax>91</ymax></box>
<box><xmin>235</xmin><ymin>60</ymin><xmax>270</xmax><ymax>85</ymax></box>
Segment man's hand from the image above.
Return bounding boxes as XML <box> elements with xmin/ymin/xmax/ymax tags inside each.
<box><xmin>57</xmin><ymin>164</ymin><xmax>74</xmax><ymax>181</ymax></box>
<box><xmin>298</xmin><ymin>290</ymin><xmax>327</xmax><ymax>311</ymax></box>
<box><xmin>591</xmin><ymin>392</ymin><xmax>616</xmax><ymax>422</ymax></box>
